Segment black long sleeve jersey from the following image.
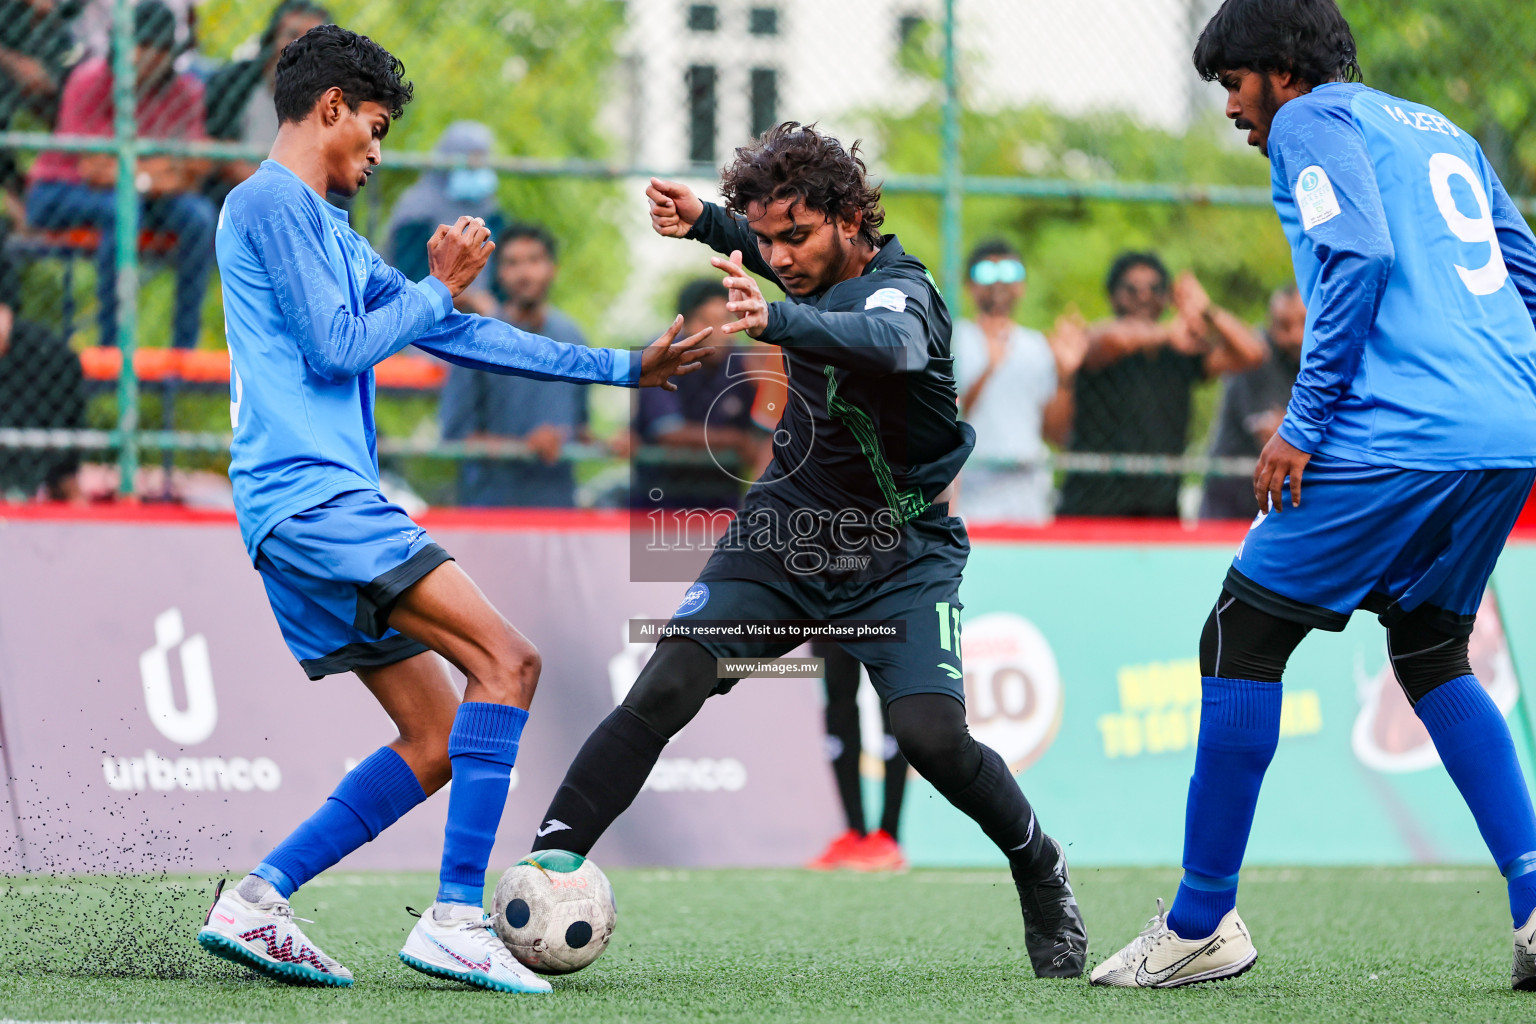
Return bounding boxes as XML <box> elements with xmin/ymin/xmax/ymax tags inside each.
<box><xmin>687</xmin><ymin>202</ymin><xmax>974</xmax><ymax>527</ymax></box>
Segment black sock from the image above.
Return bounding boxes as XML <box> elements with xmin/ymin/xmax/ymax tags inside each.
<box><xmin>820</xmin><ymin>643</ymin><xmax>866</xmax><ymax>834</ymax></box>
<box><xmin>889</xmin><ymin>693</ymin><xmax>1049</xmax><ymax>876</ymax></box>
<box><xmin>878</xmin><ymin>702</ymin><xmax>908</xmax><ymax>839</ymax></box>
<box><xmin>530</xmin><ymin>707</ymin><xmax>666</xmax><ymax>856</ymax></box>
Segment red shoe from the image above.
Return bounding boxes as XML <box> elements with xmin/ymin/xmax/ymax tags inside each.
<box><xmin>806</xmin><ymin>829</ymin><xmax>866</xmax><ymax>870</ymax></box>
<box><xmin>845</xmin><ymin>829</ymin><xmax>908</xmax><ymax>872</ymax></box>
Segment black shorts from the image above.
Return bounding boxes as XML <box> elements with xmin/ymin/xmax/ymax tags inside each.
<box><xmin>669</xmin><ymin>508</ymin><xmax>969</xmax><ymax>705</ymax></box>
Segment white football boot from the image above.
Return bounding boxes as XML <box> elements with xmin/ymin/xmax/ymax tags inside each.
<box><xmin>1090</xmin><ymin>898</ymin><xmax>1257</xmax><ymax>988</ymax></box>
<box><xmin>197</xmin><ymin>879</ymin><xmax>353</xmax><ymax>986</ymax></box>
<box><xmin>1513</xmin><ymin>906</ymin><xmax>1536</xmax><ymax>990</ymax></box>
<box><xmin>399</xmin><ymin>903</ymin><xmax>553</xmax><ymax>994</ymax></box>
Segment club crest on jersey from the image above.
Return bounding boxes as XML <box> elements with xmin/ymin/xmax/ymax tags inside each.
<box><xmin>674</xmin><ymin>583</ymin><xmax>710</xmax><ymax>618</ymax></box>
<box><xmin>864</xmin><ymin>287</ymin><xmax>907</xmax><ymax>313</ymax></box>
<box><xmin>1294</xmin><ymin>164</ymin><xmax>1342</xmax><ymax>231</ymax></box>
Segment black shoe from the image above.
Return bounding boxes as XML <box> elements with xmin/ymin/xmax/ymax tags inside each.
<box><xmin>1011</xmin><ymin>836</ymin><xmax>1087</xmax><ymax>978</ymax></box>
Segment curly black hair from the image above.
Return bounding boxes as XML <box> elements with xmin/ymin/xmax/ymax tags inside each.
<box><xmin>720</xmin><ymin>122</ymin><xmax>885</xmax><ymax>248</ymax></box>
<box><xmin>273</xmin><ymin>23</ymin><xmax>413</xmax><ymax>125</ymax></box>
<box><xmin>1193</xmin><ymin>0</ymin><xmax>1361</xmax><ymax>87</ymax></box>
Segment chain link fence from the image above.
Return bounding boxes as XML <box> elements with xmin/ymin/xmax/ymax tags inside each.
<box><xmin>0</xmin><ymin>0</ymin><xmax>1531</xmax><ymax>516</ymax></box>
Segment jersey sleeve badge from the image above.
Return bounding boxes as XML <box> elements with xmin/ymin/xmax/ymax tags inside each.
<box><xmin>864</xmin><ymin>287</ymin><xmax>908</xmax><ymax>313</ymax></box>
<box><xmin>1294</xmin><ymin>165</ymin><xmax>1342</xmax><ymax>231</ymax></box>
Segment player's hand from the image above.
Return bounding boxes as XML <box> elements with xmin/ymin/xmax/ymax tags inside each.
<box><xmin>1254</xmin><ymin>430</ymin><xmax>1310</xmax><ymax>513</ymax></box>
<box><xmin>647</xmin><ymin>178</ymin><xmax>704</xmax><ymax>238</ymax></box>
<box><xmin>428</xmin><ymin>216</ymin><xmax>495</xmax><ymax>296</ymax></box>
<box><xmin>639</xmin><ymin>315</ymin><xmax>715</xmax><ymax>391</ymax></box>
<box><xmin>713</xmin><ymin>251</ymin><xmax>769</xmax><ymax>339</ymax></box>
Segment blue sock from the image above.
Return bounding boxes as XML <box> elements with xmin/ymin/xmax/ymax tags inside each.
<box><xmin>1415</xmin><ymin>675</ymin><xmax>1536</xmax><ymax>927</ymax></box>
<box><xmin>437</xmin><ymin>702</ymin><xmax>529</xmax><ymax>906</ymax></box>
<box><xmin>1166</xmin><ymin>677</ymin><xmax>1282</xmax><ymax>940</ymax></box>
<box><xmin>256</xmin><ymin>746</ymin><xmax>426</xmax><ymax>899</ymax></box>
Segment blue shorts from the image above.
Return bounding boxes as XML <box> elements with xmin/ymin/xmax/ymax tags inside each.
<box><xmin>256</xmin><ymin>490</ymin><xmax>453</xmax><ymax>679</ymax></box>
<box><xmin>1227</xmin><ymin>454</ymin><xmax>1535</xmax><ymax>634</ymax></box>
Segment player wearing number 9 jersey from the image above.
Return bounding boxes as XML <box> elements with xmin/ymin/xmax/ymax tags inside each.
<box><xmin>1093</xmin><ymin>0</ymin><xmax>1536</xmax><ymax>992</ymax></box>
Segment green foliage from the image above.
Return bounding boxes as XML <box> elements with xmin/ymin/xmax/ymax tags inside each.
<box><xmin>1346</xmin><ymin>0</ymin><xmax>1536</xmax><ymax>194</ymax></box>
<box><xmin>195</xmin><ymin>0</ymin><xmax>631</xmax><ymax>345</ymax></box>
<box><xmin>874</xmin><ymin>103</ymin><xmax>1292</xmax><ymax>328</ymax></box>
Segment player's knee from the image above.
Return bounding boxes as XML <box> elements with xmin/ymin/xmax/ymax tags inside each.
<box><xmin>888</xmin><ymin>693</ymin><xmax>972</xmax><ymax>778</ymax></box>
<box><xmin>1198</xmin><ymin>590</ymin><xmax>1310</xmax><ymax>682</ymax></box>
<box><xmin>1387</xmin><ymin>608</ymin><xmax>1473</xmax><ymax>704</ymax></box>
<box><xmin>620</xmin><ymin>638</ymin><xmax>717</xmax><ymax>738</ymax></box>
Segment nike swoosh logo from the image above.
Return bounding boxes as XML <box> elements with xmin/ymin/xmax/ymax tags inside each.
<box><xmin>214</xmin><ymin>913</ymin><xmax>235</xmax><ymax>924</ymax></box>
<box><xmin>536</xmin><ymin>819</ymin><xmax>572</xmax><ymax>838</ymax></box>
<box><xmin>937</xmin><ymin>662</ymin><xmax>963</xmax><ymax>679</ymax></box>
<box><xmin>1134</xmin><ymin>937</ymin><xmax>1221</xmax><ymax>986</ymax></box>
<box><xmin>430</xmin><ymin>936</ymin><xmax>492</xmax><ymax>973</ymax></box>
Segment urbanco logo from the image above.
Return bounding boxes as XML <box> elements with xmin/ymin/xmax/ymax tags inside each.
<box><xmin>140</xmin><ymin>607</ymin><xmax>217</xmax><ymax>745</ymax></box>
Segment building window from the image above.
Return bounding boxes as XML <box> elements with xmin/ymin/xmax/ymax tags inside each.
<box><xmin>687</xmin><ymin>4</ymin><xmax>718</xmax><ymax>31</ymax></box>
<box><xmin>749</xmin><ymin>7</ymin><xmax>779</xmax><ymax>35</ymax></box>
<box><xmin>686</xmin><ymin>64</ymin><xmax>718</xmax><ymax>164</ymax></box>
<box><xmin>750</xmin><ymin>67</ymin><xmax>778</xmax><ymax>138</ymax></box>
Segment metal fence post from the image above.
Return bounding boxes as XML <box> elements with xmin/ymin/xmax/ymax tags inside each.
<box><xmin>939</xmin><ymin>0</ymin><xmax>963</xmax><ymax>308</ymax></box>
<box><xmin>111</xmin><ymin>0</ymin><xmax>140</xmax><ymax>497</ymax></box>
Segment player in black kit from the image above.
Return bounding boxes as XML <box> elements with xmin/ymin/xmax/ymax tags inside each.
<box><xmin>529</xmin><ymin>123</ymin><xmax>1085</xmax><ymax>977</ymax></box>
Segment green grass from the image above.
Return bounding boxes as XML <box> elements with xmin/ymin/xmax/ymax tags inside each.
<box><xmin>0</xmin><ymin>866</ymin><xmax>1526</xmax><ymax>1023</ymax></box>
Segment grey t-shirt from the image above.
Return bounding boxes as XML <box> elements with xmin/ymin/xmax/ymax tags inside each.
<box><xmin>438</xmin><ymin>305</ymin><xmax>591</xmax><ymax>507</ymax></box>
<box><xmin>952</xmin><ymin>319</ymin><xmax>1057</xmax><ymax>522</ymax></box>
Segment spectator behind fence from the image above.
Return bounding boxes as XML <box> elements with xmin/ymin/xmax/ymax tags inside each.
<box><xmin>634</xmin><ymin>279</ymin><xmax>767</xmax><ymax>510</ymax></box>
<box><xmin>0</xmin><ymin>0</ymin><xmax>84</xmax><ymax>206</ymax></box>
<box><xmin>25</xmin><ymin>0</ymin><xmax>214</xmax><ymax>350</ymax></box>
<box><xmin>1057</xmin><ymin>251</ymin><xmax>1265</xmax><ymax>518</ymax></box>
<box><xmin>953</xmin><ymin>239</ymin><xmax>1087</xmax><ymax>523</ymax></box>
<box><xmin>0</xmin><ymin>229</ymin><xmax>84</xmax><ymax>501</ymax></box>
<box><xmin>438</xmin><ymin>223</ymin><xmax>590</xmax><ymax>508</ymax></box>
<box><xmin>1200</xmin><ymin>285</ymin><xmax>1307</xmax><ymax>520</ymax></box>
<box><xmin>203</xmin><ymin>0</ymin><xmax>328</xmax><ymax>200</ymax></box>
<box><xmin>384</xmin><ymin>121</ymin><xmax>502</xmax><ymax>315</ymax></box>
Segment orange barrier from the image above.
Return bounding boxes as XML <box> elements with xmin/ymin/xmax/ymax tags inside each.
<box><xmin>77</xmin><ymin>347</ymin><xmax>448</xmax><ymax>390</ymax></box>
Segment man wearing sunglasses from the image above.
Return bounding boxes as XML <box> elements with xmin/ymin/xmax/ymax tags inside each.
<box><xmin>1058</xmin><ymin>251</ymin><xmax>1265</xmax><ymax>518</ymax></box>
<box><xmin>953</xmin><ymin>239</ymin><xmax>1088</xmax><ymax>522</ymax></box>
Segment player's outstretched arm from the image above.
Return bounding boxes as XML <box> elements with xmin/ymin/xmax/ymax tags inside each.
<box><xmin>712</xmin><ymin>252</ymin><xmax>929</xmax><ymax>376</ymax></box>
<box><xmin>1269</xmin><ymin>101</ymin><xmax>1394</xmax><ymax>458</ymax></box>
<box><xmin>240</xmin><ymin>193</ymin><xmax>464</xmax><ymax>384</ymax></box>
<box><xmin>414</xmin><ymin>308</ymin><xmax>713</xmax><ymax>390</ymax></box>
<box><xmin>648</xmin><ymin>177</ymin><xmax>782</xmax><ymax>288</ymax></box>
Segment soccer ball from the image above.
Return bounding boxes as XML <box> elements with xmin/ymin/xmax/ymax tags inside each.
<box><xmin>491</xmin><ymin>849</ymin><xmax>616</xmax><ymax>974</ymax></box>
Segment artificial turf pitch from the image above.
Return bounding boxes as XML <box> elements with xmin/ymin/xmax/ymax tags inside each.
<box><xmin>0</xmin><ymin>866</ymin><xmax>1525</xmax><ymax>1023</ymax></box>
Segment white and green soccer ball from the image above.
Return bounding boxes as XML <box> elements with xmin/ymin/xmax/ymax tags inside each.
<box><xmin>491</xmin><ymin>850</ymin><xmax>616</xmax><ymax>974</ymax></box>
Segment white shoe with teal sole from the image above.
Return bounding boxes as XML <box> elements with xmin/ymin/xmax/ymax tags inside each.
<box><xmin>400</xmin><ymin>903</ymin><xmax>553</xmax><ymax>994</ymax></box>
<box><xmin>196</xmin><ymin>879</ymin><xmax>353</xmax><ymax>987</ymax></box>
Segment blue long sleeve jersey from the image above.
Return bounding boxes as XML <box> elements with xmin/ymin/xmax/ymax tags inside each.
<box><xmin>218</xmin><ymin>161</ymin><xmax>638</xmax><ymax>558</ymax></box>
<box><xmin>1270</xmin><ymin>83</ymin><xmax>1536</xmax><ymax>469</ymax></box>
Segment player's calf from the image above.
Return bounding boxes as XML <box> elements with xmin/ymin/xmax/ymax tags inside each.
<box><xmin>197</xmin><ymin>878</ymin><xmax>352</xmax><ymax>987</ymax></box>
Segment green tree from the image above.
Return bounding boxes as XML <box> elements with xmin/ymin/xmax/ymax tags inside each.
<box><xmin>1346</xmin><ymin>0</ymin><xmax>1536</xmax><ymax>195</ymax></box>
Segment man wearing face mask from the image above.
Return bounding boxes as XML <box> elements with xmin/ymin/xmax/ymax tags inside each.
<box><xmin>384</xmin><ymin>120</ymin><xmax>503</xmax><ymax>314</ymax></box>
<box><xmin>953</xmin><ymin>239</ymin><xmax>1088</xmax><ymax>523</ymax></box>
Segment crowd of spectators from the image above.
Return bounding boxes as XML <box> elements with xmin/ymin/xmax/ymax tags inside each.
<box><xmin>0</xmin><ymin>0</ymin><xmax>1303</xmax><ymax>514</ymax></box>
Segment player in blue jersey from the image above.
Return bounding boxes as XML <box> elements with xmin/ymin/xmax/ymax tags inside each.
<box><xmin>1093</xmin><ymin>0</ymin><xmax>1536</xmax><ymax>990</ymax></box>
<box><xmin>194</xmin><ymin>25</ymin><xmax>712</xmax><ymax>993</ymax></box>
